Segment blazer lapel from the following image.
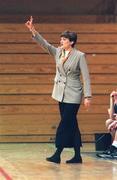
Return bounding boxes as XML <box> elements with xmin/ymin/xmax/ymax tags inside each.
<box><xmin>57</xmin><ymin>48</ymin><xmax>78</xmax><ymax>76</ymax></box>
<box><xmin>63</xmin><ymin>49</ymin><xmax>77</xmax><ymax>74</ymax></box>
<box><xmin>57</xmin><ymin>49</ymin><xmax>66</xmax><ymax>76</ymax></box>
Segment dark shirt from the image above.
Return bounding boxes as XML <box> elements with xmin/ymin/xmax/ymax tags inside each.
<box><xmin>114</xmin><ymin>104</ymin><xmax>117</xmax><ymax>113</ymax></box>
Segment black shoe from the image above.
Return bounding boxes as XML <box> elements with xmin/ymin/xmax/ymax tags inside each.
<box><xmin>46</xmin><ymin>155</ymin><xmax>61</xmax><ymax>164</ymax></box>
<box><xmin>66</xmin><ymin>156</ymin><xmax>82</xmax><ymax>164</ymax></box>
<box><xmin>96</xmin><ymin>145</ymin><xmax>117</xmax><ymax>159</ymax></box>
<box><xmin>111</xmin><ymin>146</ymin><xmax>117</xmax><ymax>159</ymax></box>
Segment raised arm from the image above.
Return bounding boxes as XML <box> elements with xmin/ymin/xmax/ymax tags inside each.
<box><xmin>25</xmin><ymin>16</ymin><xmax>57</xmax><ymax>56</ymax></box>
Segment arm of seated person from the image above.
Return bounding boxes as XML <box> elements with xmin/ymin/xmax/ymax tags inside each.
<box><xmin>108</xmin><ymin>115</ymin><xmax>117</xmax><ymax>131</ymax></box>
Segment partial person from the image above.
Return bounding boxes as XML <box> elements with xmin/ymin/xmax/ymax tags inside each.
<box><xmin>97</xmin><ymin>90</ymin><xmax>117</xmax><ymax>159</ymax></box>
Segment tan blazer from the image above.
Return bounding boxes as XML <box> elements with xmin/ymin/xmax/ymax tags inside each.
<box><xmin>33</xmin><ymin>32</ymin><xmax>92</xmax><ymax>104</ymax></box>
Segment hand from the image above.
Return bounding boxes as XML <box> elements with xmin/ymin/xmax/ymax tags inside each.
<box><xmin>25</xmin><ymin>16</ymin><xmax>33</xmax><ymax>31</ymax></box>
<box><xmin>84</xmin><ymin>98</ymin><xmax>91</xmax><ymax>111</ymax></box>
<box><xmin>108</xmin><ymin>120</ymin><xmax>117</xmax><ymax>131</ymax></box>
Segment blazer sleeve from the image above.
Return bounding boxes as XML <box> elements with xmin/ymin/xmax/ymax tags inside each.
<box><xmin>32</xmin><ymin>32</ymin><xmax>57</xmax><ymax>56</ymax></box>
<box><xmin>79</xmin><ymin>53</ymin><xmax>92</xmax><ymax>98</ymax></box>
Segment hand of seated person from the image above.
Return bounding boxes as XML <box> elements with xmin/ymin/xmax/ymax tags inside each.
<box><xmin>108</xmin><ymin>119</ymin><xmax>117</xmax><ymax>131</ymax></box>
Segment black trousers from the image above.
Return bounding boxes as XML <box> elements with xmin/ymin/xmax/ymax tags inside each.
<box><xmin>55</xmin><ymin>102</ymin><xmax>82</xmax><ymax>148</ymax></box>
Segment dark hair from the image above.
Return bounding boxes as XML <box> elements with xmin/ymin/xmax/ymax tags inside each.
<box><xmin>60</xmin><ymin>30</ymin><xmax>77</xmax><ymax>47</ymax></box>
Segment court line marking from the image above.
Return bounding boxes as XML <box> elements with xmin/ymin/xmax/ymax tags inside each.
<box><xmin>105</xmin><ymin>160</ymin><xmax>117</xmax><ymax>165</ymax></box>
<box><xmin>0</xmin><ymin>167</ymin><xmax>13</xmax><ymax>180</ymax></box>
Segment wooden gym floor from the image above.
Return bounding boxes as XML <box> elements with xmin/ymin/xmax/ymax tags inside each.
<box><xmin>0</xmin><ymin>143</ymin><xmax>117</xmax><ymax>180</ymax></box>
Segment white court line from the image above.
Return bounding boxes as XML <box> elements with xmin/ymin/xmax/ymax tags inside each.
<box><xmin>105</xmin><ymin>159</ymin><xmax>117</xmax><ymax>165</ymax></box>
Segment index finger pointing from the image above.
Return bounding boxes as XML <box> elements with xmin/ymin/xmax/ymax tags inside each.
<box><xmin>30</xmin><ymin>16</ymin><xmax>33</xmax><ymax>23</ymax></box>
